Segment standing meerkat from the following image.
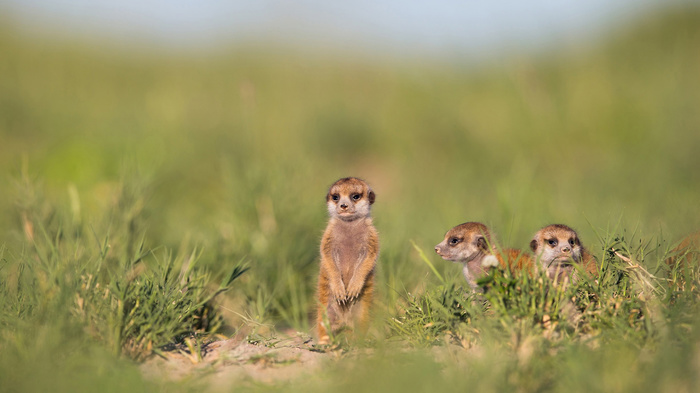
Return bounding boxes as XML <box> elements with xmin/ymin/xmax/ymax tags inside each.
<box><xmin>435</xmin><ymin>222</ymin><xmax>533</xmax><ymax>291</ymax></box>
<box><xmin>530</xmin><ymin>224</ymin><xmax>598</xmax><ymax>284</ymax></box>
<box><xmin>316</xmin><ymin>177</ymin><xmax>379</xmax><ymax>344</ymax></box>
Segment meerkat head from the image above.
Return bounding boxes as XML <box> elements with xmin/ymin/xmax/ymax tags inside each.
<box><xmin>530</xmin><ymin>224</ymin><xmax>583</xmax><ymax>274</ymax></box>
<box><xmin>435</xmin><ymin>222</ymin><xmax>493</xmax><ymax>263</ymax></box>
<box><xmin>326</xmin><ymin>177</ymin><xmax>375</xmax><ymax>221</ymax></box>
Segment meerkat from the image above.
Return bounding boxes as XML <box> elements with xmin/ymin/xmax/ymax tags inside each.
<box><xmin>530</xmin><ymin>224</ymin><xmax>598</xmax><ymax>284</ymax></box>
<box><xmin>666</xmin><ymin>231</ymin><xmax>700</xmax><ymax>268</ymax></box>
<box><xmin>316</xmin><ymin>177</ymin><xmax>379</xmax><ymax>345</ymax></box>
<box><xmin>435</xmin><ymin>222</ymin><xmax>533</xmax><ymax>291</ymax></box>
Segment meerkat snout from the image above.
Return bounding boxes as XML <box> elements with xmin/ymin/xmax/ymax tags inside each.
<box><xmin>561</xmin><ymin>244</ymin><xmax>572</xmax><ymax>257</ymax></box>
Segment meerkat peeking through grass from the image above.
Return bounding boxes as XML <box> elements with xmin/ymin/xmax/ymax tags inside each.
<box><xmin>530</xmin><ymin>224</ymin><xmax>598</xmax><ymax>285</ymax></box>
<box><xmin>435</xmin><ymin>222</ymin><xmax>532</xmax><ymax>292</ymax></box>
<box><xmin>316</xmin><ymin>177</ymin><xmax>379</xmax><ymax>345</ymax></box>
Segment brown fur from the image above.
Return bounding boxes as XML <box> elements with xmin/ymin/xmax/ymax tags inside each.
<box><xmin>316</xmin><ymin>177</ymin><xmax>379</xmax><ymax>344</ymax></box>
<box><xmin>435</xmin><ymin>222</ymin><xmax>533</xmax><ymax>291</ymax></box>
<box><xmin>498</xmin><ymin>248</ymin><xmax>535</xmax><ymax>272</ymax></box>
<box><xmin>666</xmin><ymin>231</ymin><xmax>700</xmax><ymax>268</ymax></box>
<box><xmin>530</xmin><ymin>224</ymin><xmax>597</xmax><ymax>284</ymax></box>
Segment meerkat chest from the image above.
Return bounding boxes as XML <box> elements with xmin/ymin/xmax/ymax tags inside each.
<box><xmin>331</xmin><ymin>221</ymin><xmax>370</xmax><ymax>277</ymax></box>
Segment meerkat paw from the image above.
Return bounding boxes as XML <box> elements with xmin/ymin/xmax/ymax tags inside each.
<box><xmin>330</xmin><ymin>284</ymin><xmax>347</xmax><ymax>304</ymax></box>
<box><xmin>345</xmin><ymin>278</ymin><xmax>364</xmax><ymax>301</ymax></box>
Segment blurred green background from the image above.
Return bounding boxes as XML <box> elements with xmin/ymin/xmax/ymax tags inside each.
<box><xmin>1</xmin><ymin>0</ymin><xmax>699</xmax><ymax>357</ymax></box>
<box><xmin>3</xmin><ymin>7</ymin><xmax>699</xmax><ymax>247</ymax></box>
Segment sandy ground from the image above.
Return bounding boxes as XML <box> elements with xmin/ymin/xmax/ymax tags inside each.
<box><xmin>140</xmin><ymin>333</ymin><xmax>333</xmax><ymax>389</ymax></box>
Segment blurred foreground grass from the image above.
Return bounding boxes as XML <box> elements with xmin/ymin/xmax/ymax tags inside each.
<box><xmin>1</xmin><ymin>6</ymin><xmax>700</xmax><ymax>392</ymax></box>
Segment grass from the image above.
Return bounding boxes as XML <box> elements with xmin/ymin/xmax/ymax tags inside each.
<box><xmin>2</xmin><ymin>171</ymin><xmax>247</xmax><ymax>365</ymax></box>
<box><xmin>1</xmin><ymin>4</ymin><xmax>700</xmax><ymax>392</ymax></box>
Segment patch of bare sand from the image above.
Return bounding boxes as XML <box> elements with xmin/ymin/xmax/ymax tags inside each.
<box><xmin>141</xmin><ymin>333</ymin><xmax>333</xmax><ymax>389</ymax></box>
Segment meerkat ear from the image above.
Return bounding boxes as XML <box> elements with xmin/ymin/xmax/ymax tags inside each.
<box><xmin>476</xmin><ymin>236</ymin><xmax>488</xmax><ymax>251</ymax></box>
<box><xmin>368</xmin><ymin>190</ymin><xmax>375</xmax><ymax>205</ymax></box>
<box><xmin>530</xmin><ymin>239</ymin><xmax>538</xmax><ymax>252</ymax></box>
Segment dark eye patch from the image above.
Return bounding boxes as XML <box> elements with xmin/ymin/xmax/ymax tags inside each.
<box><xmin>568</xmin><ymin>238</ymin><xmax>575</xmax><ymax>246</ymax></box>
<box><xmin>449</xmin><ymin>237</ymin><xmax>461</xmax><ymax>245</ymax></box>
<box><xmin>547</xmin><ymin>238</ymin><xmax>558</xmax><ymax>247</ymax></box>
<box><xmin>331</xmin><ymin>194</ymin><xmax>339</xmax><ymax>201</ymax></box>
<box><xmin>352</xmin><ymin>193</ymin><xmax>361</xmax><ymax>200</ymax></box>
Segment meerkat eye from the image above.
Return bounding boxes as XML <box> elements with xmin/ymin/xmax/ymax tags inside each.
<box><xmin>449</xmin><ymin>237</ymin><xmax>461</xmax><ymax>245</ymax></box>
<box><xmin>568</xmin><ymin>238</ymin><xmax>575</xmax><ymax>246</ymax></box>
<box><xmin>548</xmin><ymin>239</ymin><xmax>558</xmax><ymax>247</ymax></box>
<box><xmin>331</xmin><ymin>194</ymin><xmax>339</xmax><ymax>201</ymax></box>
<box><xmin>352</xmin><ymin>193</ymin><xmax>361</xmax><ymax>201</ymax></box>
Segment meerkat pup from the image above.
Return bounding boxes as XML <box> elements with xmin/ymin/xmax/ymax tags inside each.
<box><xmin>316</xmin><ymin>177</ymin><xmax>379</xmax><ymax>344</ymax></box>
<box><xmin>435</xmin><ymin>222</ymin><xmax>532</xmax><ymax>291</ymax></box>
<box><xmin>530</xmin><ymin>224</ymin><xmax>598</xmax><ymax>284</ymax></box>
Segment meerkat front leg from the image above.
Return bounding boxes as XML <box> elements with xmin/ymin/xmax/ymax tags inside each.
<box><xmin>345</xmin><ymin>247</ymin><xmax>378</xmax><ymax>301</ymax></box>
<box><xmin>321</xmin><ymin>239</ymin><xmax>347</xmax><ymax>303</ymax></box>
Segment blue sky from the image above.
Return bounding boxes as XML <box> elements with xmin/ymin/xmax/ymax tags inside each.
<box><xmin>2</xmin><ymin>0</ymin><xmax>677</xmax><ymax>57</ymax></box>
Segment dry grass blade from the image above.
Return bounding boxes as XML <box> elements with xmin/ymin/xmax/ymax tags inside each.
<box><xmin>613</xmin><ymin>249</ymin><xmax>665</xmax><ymax>298</ymax></box>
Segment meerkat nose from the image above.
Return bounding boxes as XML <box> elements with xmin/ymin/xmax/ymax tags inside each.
<box><xmin>435</xmin><ymin>246</ymin><xmax>441</xmax><ymax>255</ymax></box>
<box><xmin>562</xmin><ymin>246</ymin><xmax>571</xmax><ymax>253</ymax></box>
<box><xmin>340</xmin><ymin>203</ymin><xmax>348</xmax><ymax>209</ymax></box>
